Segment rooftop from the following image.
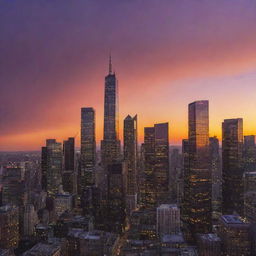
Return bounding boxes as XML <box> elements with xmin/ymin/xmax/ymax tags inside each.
<box><xmin>22</xmin><ymin>243</ymin><xmax>60</xmax><ymax>256</ymax></box>
<box><xmin>221</xmin><ymin>215</ymin><xmax>247</xmax><ymax>225</ymax></box>
<box><xmin>198</xmin><ymin>233</ymin><xmax>221</xmax><ymax>242</ymax></box>
<box><xmin>158</xmin><ymin>204</ymin><xmax>179</xmax><ymax>210</ymax></box>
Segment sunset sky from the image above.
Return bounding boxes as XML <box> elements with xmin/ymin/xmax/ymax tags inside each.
<box><xmin>1</xmin><ymin>0</ymin><xmax>256</xmax><ymax>151</ymax></box>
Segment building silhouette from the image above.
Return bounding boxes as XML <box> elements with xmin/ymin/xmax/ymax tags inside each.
<box><xmin>80</xmin><ymin>107</ymin><xmax>96</xmax><ymax>190</ymax></box>
<box><xmin>101</xmin><ymin>56</ymin><xmax>121</xmax><ymax>167</ymax></box>
<box><xmin>222</xmin><ymin>118</ymin><xmax>244</xmax><ymax>215</ymax></box>
<box><xmin>124</xmin><ymin>114</ymin><xmax>138</xmax><ymax>214</ymax></box>
<box><xmin>186</xmin><ymin>100</ymin><xmax>212</xmax><ymax>234</ymax></box>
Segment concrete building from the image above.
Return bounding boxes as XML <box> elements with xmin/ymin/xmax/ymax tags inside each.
<box><xmin>157</xmin><ymin>204</ymin><xmax>180</xmax><ymax>237</ymax></box>
<box><xmin>218</xmin><ymin>215</ymin><xmax>251</xmax><ymax>256</ymax></box>
<box><xmin>197</xmin><ymin>233</ymin><xmax>221</xmax><ymax>256</ymax></box>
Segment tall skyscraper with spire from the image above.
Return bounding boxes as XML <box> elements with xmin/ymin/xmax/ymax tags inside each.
<box><xmin>101</xmin><ymin>56</ymin><xmax>121</xmax><ymax>166</ymax></box>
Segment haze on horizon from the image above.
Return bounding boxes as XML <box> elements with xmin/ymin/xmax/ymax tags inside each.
<box><xmin>1</xmin><ymin>0</ymin><xmax>256</xmax><ymax>151</ymax></box>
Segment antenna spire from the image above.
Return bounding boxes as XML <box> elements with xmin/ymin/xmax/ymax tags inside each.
<box><xmin>109</xmin><ymin>53</ymin><xmax>112</xmax><ymax>74</ymax></box>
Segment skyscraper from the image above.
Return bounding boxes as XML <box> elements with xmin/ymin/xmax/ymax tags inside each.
<box><xmin>186</xmin><ymin>100</ymin><xmax>212</xmax><ymax>234</ymax></box>
<box><xmin>0</xmin><ymin>205</ymin><xmax>19</xmax><ymax>249</ymax></box>
<box><xmin>140</xmin><ymin>127</ymin><xmax>156</xmax><ymax>208</ymax></box>
<box><xmin>243</xmin><ymin>135</ymin><xmax>256</xmax><ymax>172</ymax></box>
<box><xmin>101</xmin><ymin>56</ymin><xmax>120</xmax><ymax>166</ymax></box>
<box><xmin>217</xmin><ymin>215</ymin><xmax>251</xmax><ymax>256</ymax></box>
<box><xmin>222</xmin><ymin>118</ymin><xmax>244</xmax><ymax>215</ymax></box>
<box><xmin>106</xmin><ymin>162</ymin><xmax>127</xmax><ymax>233</ymax></box>
<box><xmin>41</xmin><ymin>147</ymin><xmax>48</xmax><ymax>191</ymax></box>
<box><xmin>63</xmin><ymin>137</ymin><xmax>76</xmax><ymax>194</ymax></box>
<box><xmin>63</xmin><ymin>137</ymin><xmax>75</xmax><ymax>172</ymax></box>
<box><xmin>43</xmin><ymin>139</ymin><xmax>63</xmax><ymax>196</ymax></box>
<box><xmin>80</xmin><ymin>108</ymin><xmax>96</xmax><ymax>190</ymax></box>
<box><xmin>154</xmin><ymin>122</ymin><xmax>169</xmax><ymax>204</ymax></box>
<box><xmin>209</xmin><ymin>136</ymin><xmax>221</xmax><ymax>224</ymax></box>
<box><xmin>124</xmin><ymin>114</ymin><xmax>138</xmax><ymax>214</ymax></box>
<box><xmin>140</xmin><ymin>123</ymin><xmax>169</xmax><ymax>208</ymax></box>
<box><xmin>157</xmin><ymin>204</ymin><xmax>180</xmax><ymax>237</ymax></box>
<box><xmin>181</xmin><ymin>139</ymin><xmax>189</xmax><ymax>222</ymax></box>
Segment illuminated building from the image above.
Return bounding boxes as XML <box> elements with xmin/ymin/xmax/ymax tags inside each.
<box><xmin>244</xmin><ymin>172</ymin><xmax>256</xmax><ymax>223</ymax></box>
<box><xmin>222</xmin><ymin>118</ymin><xmax>244</xmax><ymax>215</ymax></box>
<box><xmin>170</xmin><ymin>148</ymin><xmax>182</xmax><ymax>203</ymax></box>
<box><xmin>124</xmin><ymin>114</ymin><xmax>138</xmax><ymax>214</ymax></box>
<box><xmin>181</xmin><ymin>139</ymin><xmax>189</xmax><ymax>222</ymax></box>
<box><xmin>101</xmin><ymin>56</ymin><xmax>121</xmax><ymax>167</ymax></box>
<box><xmin>63</xmin><ymin>137</ymin><xmax>76</xmax><ymax>195</ymax></box>
<box><xmin>197</xmin><ymin>233</ymin><xmax>221</xmax><ymax>256</ymax></box>
<box><xmin>67</xmin><ymin>229</ymin><xmax>119</xmax><ymax>256</ymax></box>
<box><xmin>81</xmin><ymin>186</ymin><xmax>102</xmax><ymax>226</ymax></box>
<box><xmin>154</xmin><ymin>123</ymin><xmax>169</xmax><ymax>205</ymax></box>
<box><xmin>80</xmin><ymin>107</ymin><xmax>96</xmax><ymax>190</ymax></box>
<box><xmin>0</xmin><ymin>205</ymin><xmax>19</xmax><ymax>249</ymax></box>
<box><xmin>23</xmin><ymin>204</ymin><xmax>38</xmax><ymax>237</ymax></box>
<box><xmin>243</xmin><ymin>135</ymin><xmax>256</xmax><ymax>172</ymax></box>
<box><xmin>157</xmin><ymin>204</ymin><xmax>180</xmax><ymax>237</ymax></box>
<box><xmin>41</xmin><ymin>146</ymin><xmax>48</xmax><ymax>191</ymax></box>
<box><xmin>2</xmin><ymin>166</ymin><xmax>26</xmax><ymax>207</ymax></box>
<box><xmin>22</xmin><ymin>242</ymin><xmax>61</xmax><ymax>256</ymax></box>
<box><xmin>63</xmin><ymin>137</ymin><xmax>75</xmax><ymax>171</ymax></box>
<box><xmin>209</xmin><ymin>136</ymin><xmax>222</xmax><ymax>224</ymax></box>
<box><xmin>106</xmin><ymin>162</ymin><xmax>127</xmax><ymax>233</ymax></box>
<box><xmin>54</xmin><ymin>190</ymin><xmax>73</xmax><ymax>217</ymax></box>
<box><xmin>140</xmin><ymin>127</ymin><xmax>156</xmax><ymax>208</ymax></box>
<box><xmin>186</xmin><ymin>100</ymin><xmax>212</xmax><ymax>234</ymax></box>
<box><xmin>218</xmin><ymin>215</ymin><xmax>251</xmax><ymax>256</ymax></box>
<box><xmin>42</xmin><ymin>139</ymin><xmax>63</xmax><ymax>196</ymax></box>
<box><xmin>140</xmin><ymin>123</ymin><xmax>169</xmax><ymax>208</ymax></box>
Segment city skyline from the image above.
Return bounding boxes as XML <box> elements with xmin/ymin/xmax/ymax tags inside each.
<box><xmin>1</xmin><ymin>0</ymin><xmax>256</xmax><ymax>151</ymax></box>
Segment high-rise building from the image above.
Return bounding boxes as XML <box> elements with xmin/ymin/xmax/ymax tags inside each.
<box><xmin>244</xmin><ymin>172</ymin><xmax>256</xmax><ymax>223</ymax></box>
<box><xmin>41</xmin><ymin>147</ymin><xmax>48</xmax><ymax>191</ymax></box>
<box><xmin>80</xmin><ymin>107</ymin><xmax>96</xmax><ymax>190</ymax></box>
<box><xmin>243</xmin><ymin>135</ymin><xmax>256</xmax><ymax>172</ymax></box>
<box><xmin>101</xmin><ymin>56</ymin><xmax>121</xmax><ymax>167</ymax></box>
<box><xmin>209</xmin><ymin>136</ymin><xmax>222</xmax><ymax>224</ymax></box>
<box><xmin>63</xmin><ymin>137</ymin><xmax>76</xmax><ymax>195</ymax></box>
<box><xmin>124</xmin><ymin>114</ymin><xmax>138</xmax><ymax>214</ymax></box>
<box><xmin>43</xmin><ymin>139</ymin><xmax>63</xmax><ymax>196</ymax></box>
<box><xmin>0</xmin><ymin>205</ymin><xmax>19</xmax><ymax>249</ymax></box>
<box><xmin>63</xmin><ymin>137</ymin><xmax>75</xmax><ymax>171</ymax></box>
<box><xmin>140</xmin><ymin>127</ymin><xmax>156</xmax><ymax>208</ymax></box>
<box><xmin>23</xmin><ymin>204</ymin><xmax>38</xmax><ymax>237</ymax></box>
<box><xmin>197</xmin><ymin>233</ymin><xmax>221</xmax><ymax>256</ymax></box>
<box><xmin>181</xmin><ymin>139</ymin><xmax>189</xmax><ymax>221</ymax></box>
<box><xmin>22</xmin><ymin>242</ymin><xmax>61</xmax><ymax>256</ymax></box>
<box><xmin>54</xmin><ymin>191</ymin><xmax>73</xmax><ymax>217</ymax></box>
<box><xmin>154</xmin><ymin>123</ymin><xmax>169</xmax><ymax>204</ymax></box>
<box><xmin>217</xmin><ymin>215</ymin><xmax>251</xmax><ymax>256</ymax></box>
<box><xmin>106</xmin><ymin>162</ymin><xmax>127</xmax><ymax>233</ymax></box>
<box><xmin>186</xmin><ymin>100</ymin><xmax>212</xmax><ymax>234</ymax></box>
<box><xmin>156</xmin><ymin>204</ymin><xmax>180</xmax><ymax>237</ymax></box>
<box><xmin>140</xmin><ymin>123</ymin><xmax>169</xmax><ymax>208</ymax></box>
<box><xmin>222</xmin><ymin>118</ymin><xmax>244</xmax><ymax>215</ymax></box>
<box><xmin>170</xmin><ymin>148</ymin><xmax>182</xmax><ymax>203</ymax></box>
<box><xmin>2</xmin><ymin>166</ymin><xmax>26</xmax><ymax>207</ymax></box>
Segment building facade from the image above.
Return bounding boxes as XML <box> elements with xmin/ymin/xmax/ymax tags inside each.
<box><xmin>222</xmin><ymin>118</ymin><xmax>244</xmax><ymax>215</ymax></box>
<box><xmin>124</xmin><ymin>114</ymin><xmax>138</xmax><ymax>214</ymax></box>
<box><xmin>186</xmin><ymin>100</ymin><xmax>212</xmax><ymax>235</ymax></box>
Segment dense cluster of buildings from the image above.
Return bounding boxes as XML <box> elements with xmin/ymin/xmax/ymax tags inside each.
<box><xmin>1</xmin><ymin>58</ymin><xmax>256</xmax><ymax>255</ymax></box>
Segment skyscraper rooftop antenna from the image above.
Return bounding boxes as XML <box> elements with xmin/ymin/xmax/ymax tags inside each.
<box><xmin>109</xmin><ymin>52</ymin><xmax>112</xmax><ymax>74</ymax></box>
